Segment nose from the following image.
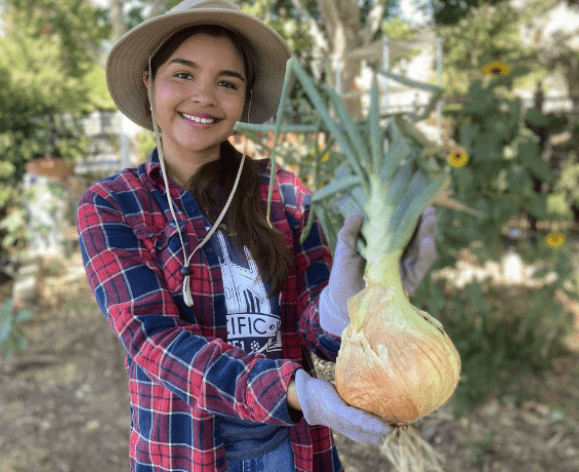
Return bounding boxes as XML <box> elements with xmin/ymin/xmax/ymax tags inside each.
<box><xmin>190</xmin><ymin>78</ymin><xmax>216</xmax><ymax>107</ymax></box>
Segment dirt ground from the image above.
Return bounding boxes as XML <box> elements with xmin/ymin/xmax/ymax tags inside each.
<box><xmin>1</xmin><ymin>237</ymin><xmax>579</xmax><ymax>472</ymax></box>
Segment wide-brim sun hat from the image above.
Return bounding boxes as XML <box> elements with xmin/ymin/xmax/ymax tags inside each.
<box><xmin>106</xmin><ymin>0</ymin><xmax>292</xmax><ymax>130</ymax></box>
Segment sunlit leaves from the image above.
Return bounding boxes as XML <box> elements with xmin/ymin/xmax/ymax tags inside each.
<box><xmin>526</xmin><ymin>192</ymin><xmax>548</xmax><ymax>219</ymax></box>
<box><xmin>458</xmin><ymin>121</ymin><xmax>481</xmax><ymax>150</ymax></box>
<box><xmin>0</xmin><ymin>6</ymin><xmax>93</xmax><ymax>113</ymax></box>
<box><xmin>505</xmin><ymin>165</ymin><xmax>532</xmax><ymax>194</ymax></box>
<box><xmin>518</xmin><ymin>139</ymin><xmax>553</xmax><ymax>180</ymax></box>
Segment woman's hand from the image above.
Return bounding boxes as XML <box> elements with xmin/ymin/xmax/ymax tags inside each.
<box><xmin>294</xmin><ymin>369</ymin><xmax>391</xmax><ymax>445</ymax></box>
<box><xmin>319</xmin><ymin>212</ymin><xmax>366</xmax><ymax>337</ymax></box>
<box><xmin>399</xmin><ymin>205</ymin><xmax>438</xmax><ymax>296</ymax></box>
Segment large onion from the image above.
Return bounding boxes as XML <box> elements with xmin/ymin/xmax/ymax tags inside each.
<box><xmin>335</xmin><ymin>251</ymin><xmax>462</xmax><ymax>472</ymax></box>
<box><xmin>335</xmin><ymin>255</ymin><xmax>461</xmax><ymax>428</ymax></box>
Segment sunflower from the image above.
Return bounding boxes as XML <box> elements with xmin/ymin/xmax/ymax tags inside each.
<box><xmin>481</xmin><ymin>61</ymin><xmax>511</xmax><ymax>77</ymax></box>
<box><xmin>448</xmin><ymin>150</ymin><xmax>468</xmax><ymax>167</ymax></box>
<box><xmin>545</xmin><ymin>232</ymin><xmax>565</xmax><ymax>248</ymax></box>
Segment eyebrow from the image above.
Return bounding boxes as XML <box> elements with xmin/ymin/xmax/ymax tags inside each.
<box><xmin>169</xmin><ymin>58</ymin><xmax>246</xmax><ymax>83</ymax></box>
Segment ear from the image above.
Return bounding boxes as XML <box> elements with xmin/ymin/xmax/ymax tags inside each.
<box><xmin>143</xmin><ymin>71</ymin><xmax>150</xmax><ymax>91</ymax></box>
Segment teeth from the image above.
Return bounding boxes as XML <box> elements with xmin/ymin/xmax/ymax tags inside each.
<box><xmin>182</xmin><ymin>113</ymin><xmax>216</xmax><ymax>124</ymax></box>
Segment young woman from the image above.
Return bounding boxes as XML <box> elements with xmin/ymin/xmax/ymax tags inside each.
<box><xmin>76</xmin><ymin>1</ymin><xmax>438</xmax><ymax>471</ymax></box>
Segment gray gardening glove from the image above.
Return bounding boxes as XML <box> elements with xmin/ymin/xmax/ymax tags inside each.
<box><xmin>319</xmin><ymin>211</ymin><xmax>366</xmax><ymax>337</ymax></box>
<box><xmin>400</xmin><ymin>205</ymin><xmax>438</xmax><ymax>296</ymax></box>
<box><xmin>319</xmin><ymin>207</ymin><xmax>438</xmax><ymax>337</ymax></box>
<box><xmin>294</xmin><ymin>368</ymin><xmax>391</xmax><ymax>445</ymax></box>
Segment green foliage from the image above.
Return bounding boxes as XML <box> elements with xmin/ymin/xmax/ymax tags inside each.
<box><xmin>84</xmin><ymin>63</ymin><xmax>117</xmax><ymax>111</ymax></box>
<box><xmin>436</xmin><ymin>0</ymin><xmax>552</xmax><ymax>99</ymax></box>
<box><xmin>137</xmin><ymin>131</ymin><xmax>158</xmax><ymax>163</ymax></box>
<box><xmin>412</xmin><ymin>254</ymin><xmax>576</xmax><ymax>418</ymax></box>
<box><xmin>428</xmin><ymin>65</ymin><xmax>578</xmax><ymax>419</ymax></box>
<box><xmin>436</xmin><ymin>63</ymin><xmax>561</xmax><ymax>268</ymax></box>
<box><xmin>0</xmin><ymin>2</ymin><xmax>100</xmax><ymax>261</ymax></box>
<box><xmin>419</xmin><ymin>0</ymin><xmax>514</xmax><ymax>25</ymax></box>
<box><xmin>4</xmin><ymin>0</ymin><xmax>111</xmax><ymax>76</ymax></box>
<box><xmin>0</xmin><ymin>106</ymin><xmax>89</xmax><ymax>259</ymax></box>
<box><xmin>0</xmin><ymin>298</ymin><xmax>35</xmax><ymax>360</ymax></box>
<box><xmin>1</xmin><ymin>1</ymin><xmax>108</xmax><ymax>113</ymax></box>
<box><xmin>543</xmin><ymin>117</ymin><xmax>579</xmax><ymax>218</ymax></box>
<box><xmin>0</xmin><ymin>207</ymin><xmax>30</xmax><ymax>258</ymax></box>
<box><xmin>551</xmin><ymin>155</ymin><xmax>579</xmax><ymax>218</ymax></box>
<box><xmin>239</xmin><ymin>0</ymin><xmax>314</xmax><ymax>59</ymax></box>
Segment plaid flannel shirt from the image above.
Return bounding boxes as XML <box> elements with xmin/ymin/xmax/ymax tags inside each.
<box><xmin>76</xmin><ymin>142</ymin><xmax>344</xmax><ymax>472</ymax></box>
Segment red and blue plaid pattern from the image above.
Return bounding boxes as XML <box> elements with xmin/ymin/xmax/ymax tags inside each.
<box><xmin>76</xmin><ymin>142</ymin><xmax>344</xmax><ymax>472</ymax></box>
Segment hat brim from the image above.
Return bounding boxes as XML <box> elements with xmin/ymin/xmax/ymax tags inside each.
<box><xmin>106</xmin><ymin>9</ymin><xmax>292</xmax><ymax>130</ymax></box>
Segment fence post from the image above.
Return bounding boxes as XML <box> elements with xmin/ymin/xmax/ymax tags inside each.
<box><xmin>119</xmin><ymin>111</ymin><xmax>131</xmax><ymax>171</ymax></box>
<box><xmin>436</xmin><ymin>37</ymin><xmax>443</xmax><ymax>144</ymax></box>
<box><xmin>334</xmin><ymin>56</ymin><xmax>341</xmax><ymax>95</ymax></box>
<box><xmin>382</xmin><ymin>36</ymin><xmax>389</xmax><ymax>112</ymax></box>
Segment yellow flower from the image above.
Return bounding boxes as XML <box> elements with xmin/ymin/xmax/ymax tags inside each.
<box><xmin>448</xmin><ymin>150</ymin><xmax>468</xmax><ymax>167</ymax></box>
<box><xmin>319</xmin><ymin>146</ymin><xmax>330</xmax><ymax>162</ymax></box>
<box><xmin>545</xmin><ymin>232</ymin><xmax>565</xmax><ymax>248</ymax></box>
<box><xmin>481</xmin><ymin>61</ymin><xmax>511</xmax><ymax>77</ymax></box>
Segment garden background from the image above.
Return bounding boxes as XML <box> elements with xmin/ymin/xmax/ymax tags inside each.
<box><xmin>1</xmin><ymin>0</ymin><xmax>579</xmax><ymax>471</ymax></box>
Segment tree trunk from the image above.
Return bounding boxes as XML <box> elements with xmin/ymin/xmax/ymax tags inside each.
<box><xmin>315</xmin><ymin>0</ymin><xmax>387</xmax><ymax>122</ymax></box>
<box><xmin>526</xmin><ymin>80</ymin><xmax>550</xmax><ymax>247</ymax></box>
<box><xmin>566</xmin><ymin>54</ymin><xmax>579</xmax><ymax>112</ymax></box>
<box><xmin>109</xmin><ymin>0</ymin><xmax>129</xmax><ymax>42</ymax></box>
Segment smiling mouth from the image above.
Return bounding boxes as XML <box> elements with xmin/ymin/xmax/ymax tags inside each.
<box><xmin>180</xmin><ymin>113</ymin><xmax>220</xmax><ymax>124</ymax></box>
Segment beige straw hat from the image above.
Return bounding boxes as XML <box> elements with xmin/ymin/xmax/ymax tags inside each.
<box><xmin>106</xmin><ymin>0</ymin><xmax>292</xmax><ymax>130</ymax></box>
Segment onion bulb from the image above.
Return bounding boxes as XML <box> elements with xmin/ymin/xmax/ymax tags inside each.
<box><xmin>334</xmin><ymin>168</ymin><xmax>462</xmax><ymax>472</ymax></box>
<box><xmin>335</xmin><ymin>249</ymin><xmax>461</xmax><ymax>472</ymax></box>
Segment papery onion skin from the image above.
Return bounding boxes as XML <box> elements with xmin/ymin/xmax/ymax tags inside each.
<box><xmin>334</xmin><ymin>254</ymin><xmax>461</xmax><ymax>427</ymax></box>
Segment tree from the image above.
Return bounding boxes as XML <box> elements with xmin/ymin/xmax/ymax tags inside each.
<box><xmin>283</xmin><ymin>0</ymin><xmax>399</xmax><ymax>121</ymax></box>
<box><xmin>0</xmin><ymin>1</ymin><xmax>109</xmax><ymax>259</ymax></box>
<box><xmin>433</xmin><ymin>0</ymin><xmax>556</xmax><ymax>101</ymax></box>
<box><xmin>4</xmin><ymin>0</ymin><xmax>111</xmax><ymax>68</ymax></box>
<box><xmin>416</xmin><ymin>0</ymin><xmax>579</xmax><ymax>25</ymax></box>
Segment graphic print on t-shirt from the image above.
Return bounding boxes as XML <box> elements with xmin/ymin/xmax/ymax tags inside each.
<box><xmin>208</xmin><ymin>225</ymin><xmax>282</xmax><ymax>359</ymax></box>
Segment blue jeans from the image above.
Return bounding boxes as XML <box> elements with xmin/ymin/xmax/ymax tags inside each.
<box><xmin>226</xmin><ymin>438</ymin><xmax>295</xmax><ymax>472</ymax></box>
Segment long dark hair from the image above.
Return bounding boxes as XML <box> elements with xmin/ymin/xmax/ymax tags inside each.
<box><xmin>146</xmin><ymin>25</ymin><xmax>292</xmax><ymax>298</ymax></box>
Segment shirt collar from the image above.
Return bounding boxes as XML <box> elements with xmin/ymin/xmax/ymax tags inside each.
<box><xmin>144</xmin><ymin>140</ymin><xmax>243</xmax><ymax>185</ymax></box>
<box><xmin>145</xmin><ymin>146</ymin><xmax>163</xmax><ymax>182</ymax></box>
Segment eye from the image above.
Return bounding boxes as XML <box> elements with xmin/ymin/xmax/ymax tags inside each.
<box><xmin>219</xmin><ymin>81</ymin><xmax>237</xmax><ymax>90</ymax></box>
<box><xmin>174</xmin><ymin>72</ymin><xmax>192</xmax><ymax>80</ymax></box>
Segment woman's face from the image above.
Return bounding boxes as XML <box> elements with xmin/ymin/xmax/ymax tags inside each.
<box><xmin>143</xmin><ymin>33</ymin><xmax>247</xmax><ymax>181</ymax></box>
